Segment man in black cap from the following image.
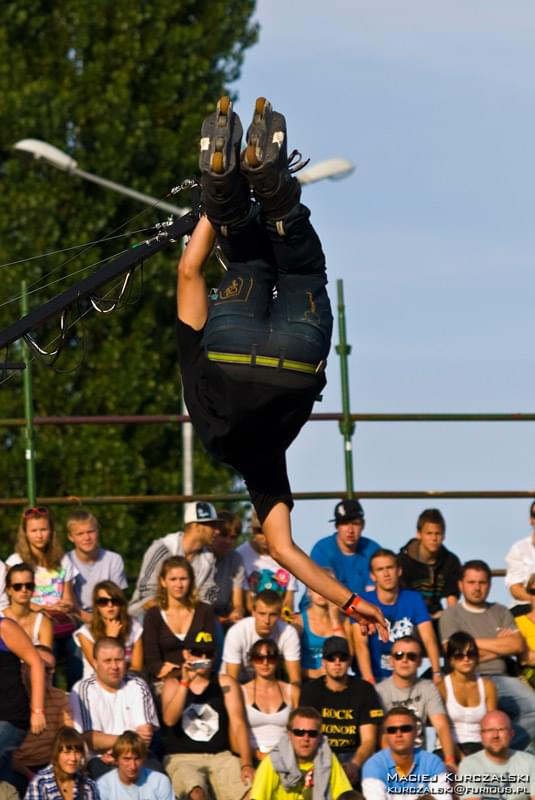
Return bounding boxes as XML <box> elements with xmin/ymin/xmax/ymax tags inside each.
<box><xmin>311</xmin><ymin>500</ymin><xmax>381</xmax><ymax>598</ymax></box>
<box><xmin>300</xmin><ymin>636</ymin><xmax>383</xmax><ymax>786</ymax></box>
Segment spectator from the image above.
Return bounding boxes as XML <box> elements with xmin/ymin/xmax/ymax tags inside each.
<box><xmin>458</xmin><ymin>710</ymin><xmax>535</xmax><ymax>798</ymax></box>
<box><xmin>250</xmin><ymin>706</ymin><xmax>352</xmax><ymax>800</ymax></box>
<box><xmin>12</xmin><ymin>646</ymin><xmax>72</xmax><ymax>793</ymax></box>
<box><xmin>4</xmin><ymin>564</ymin><xmax>53</xmax><ymax>647</ymax></box>
<box><xmin>161</xmin><ymin>628</ymin><xmax>254</xmax><ymax>800</ymax></box>
<box><xmin>516</xmin><ymin>572</ymin><xmax>535</xmax><ymax>688</ymax></box>
<box><xmin>74</xmin><ymin>581</ymin><xmax>143</xmax><ymax>679</ymax></box>
<box><xmin>293</xmin><ymin>584</ymin><xmax>350</xmax><ymax>680</ymax></box>
<box><xmin>211</xmin><ymin>510</ymin><xmax>246</xmax><ymax>624</ymax></box>
<box><xmin>96</xmin><ymin>730</ymin><xmax>173</xmax><ymax>800</ymax></box>
<box><xmin>222</xmin><ymin>589</ymin><xmax>301</xmax><ymax>684</ymax></box>
<box><xmin>375</xmin><ymin>635</ymin><xmax>456</xmax><ymax>767</ymax></box>
<box><xmin>142</xmin><ymin>556</ymin><xmax>215</xmax><ymax>685</ymax></box>
<box><xmin>352</xmin><ymin>549</ymin><xmax>441</xmax><ymax>684</ymax></box>
<box><xmin>0</xmin><ymin>615</ymin><xmax>46</xmax><ymax>782</ymax></box>
<box><xmin>398</xmin><ymin>509</ymin><xmax>461</xmax><ymax>619</ymax></box>
<box><xmin>237</xmin><ymin>512</ymin><xmax>297</xmax><ymax>613</ymax></box>
<box><xmin>439</xmin><ymin>559</ymin><xmax>535</xmax><ymax>750</ymax></box>
<box><xmin>24</xmin><ymin>727</ymin><xmax>98</xmax><ymax>800</ymax></box>
<box><xmin>129</xmin><ymin>501</ymin><xmax>220</xmax><ymax>617</ymax></box>
<box><xmin>505</xmin><ymin>500</ymin><xmax>535</xmax><ymax>613</ymax></box>
<box><xmin>7</xmin><ymin>507</ymin><xmax>78</xmax><ymax>640</ymax></box>
<box><xmin>242</xmin><ymin>638</ymin><xmax>298</xmax><ymax>759</ymax></box>
<box><xmin>310</xmin><ymin>500</ymin><xmax>380</xmax><ymax>599</ymax></box>
<box><xmin>361</xmin><ymin>707</ymin><xmax>450</xmax><ymax>800</ymax></box>
<box><xmin>437</xmin><ymin>632</ymin><xmax>496</xmax><ymax>758</ymax></box>
<box><xmin>300</xmin><ymin>636</ymin><xmax>383</xmax><ymax>786</ymax></box>
<box><xmin>65</xmin><ymin>508</ymin><xmax>127</xmax><ymax>627</ymax></box>
<box><xmin>70</xmin><ymin>636</ymin><xmax>159</xmax><ymax>779</ymax></box>
<box><xmin>0</xmin><ymin>561</ymin><xmax>7</xmax><ymax>611</ymax></box>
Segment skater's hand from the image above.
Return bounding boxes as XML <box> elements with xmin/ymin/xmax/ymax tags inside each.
<box><xmin>344</xmin><ymin>595</ymin><xmax>390</xmax><ymax>642</ymax></box>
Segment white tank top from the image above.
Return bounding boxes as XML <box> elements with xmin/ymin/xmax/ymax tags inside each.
<box><xmin>445</xmin><ymin>674</ymin><xmax>486</xmax><ymax>743</ymax></box>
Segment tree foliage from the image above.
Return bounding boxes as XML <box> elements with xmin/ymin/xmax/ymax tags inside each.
<box><xmin>0</xmin><ymin>0</ymin><xmax>257</xmax><ymax>571</ymax></box>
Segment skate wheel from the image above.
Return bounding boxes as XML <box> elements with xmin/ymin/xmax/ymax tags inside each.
<box><xmin>218</xmin><ymin>96</ymin><xmax>231</xmax><ymax>115</ymax></box>
<box><xmin>245</xmin><ymin>143</ymin><xmax>260</xmax><ymax>168</ymax></box>
<box><xmin>211</xmin><ymin>151</ymin><xmax>224</xmax><ymax>173</ymax></box>
<box><xmin>255</xmin><ymin>97</ymin><xmax>268</xmax><ymax>115</ymax></box>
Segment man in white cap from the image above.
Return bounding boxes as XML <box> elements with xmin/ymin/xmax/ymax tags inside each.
<box><xmin>129</xmin><ymin>501</ymin><xmax>221</xmax><ymax>617</ymax></box>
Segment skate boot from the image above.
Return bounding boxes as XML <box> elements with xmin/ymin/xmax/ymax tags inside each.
<box><xmin>199</xmin><ymin>96</ymin><xmax>251</xmax><ymax>227</ymax></box>
<box><xmin>241</xmin><ymin>97</ymin><xmax>301</xmax><ymax>219</ymax></box>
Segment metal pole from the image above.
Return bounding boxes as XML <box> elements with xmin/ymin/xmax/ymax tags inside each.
<box><xmin>21</xmin><ymin>280</ymin><xmax>37</xmax><ymax>505</ymax></box>
<box><xmin>335</xmin><ymin>279</ymin><xmax>355</xmax><ymax>496</ymax></box>
<box><xmin>182</xmin><ymin>395</ymin><xmax>194</xmax><ymax>498</ymax></box>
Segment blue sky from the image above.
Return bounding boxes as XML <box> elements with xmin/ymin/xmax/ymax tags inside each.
<box><xmin>231</xmin><ymin>0</ymin><xmax>535</xmax><ymax>603</ymax></box>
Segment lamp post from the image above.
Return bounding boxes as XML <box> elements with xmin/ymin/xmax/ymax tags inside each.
<box><xmin>14</xmin><ymin>139</ymin><xmax>355</xmax><ymax>499</ymax></box>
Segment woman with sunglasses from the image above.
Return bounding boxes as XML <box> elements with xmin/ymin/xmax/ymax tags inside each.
<box><xmin>241</xmin><ymin>638</ymin><xmax>299</xmax><ymax>760</ymax></box>
<box><xmin>4</xmin><ymin>564</ymin><xmax>53</xmax><ymax>648</ymax></box>
<box><xmin>24</xmin><ymin>726</ymin><xmax>98</xmax><ymax>800</ymax></box>
<box><xmin>142</xmin><ymin>555</ymin><xmax>216</xmax><ymax>684</ymax></box>
<box><xmin>293</xmin><ymin>584</ymin><xmax>351</xmax><ymax>679</ymax></box>
<box><xmin>74</xmin><ymin>580</ymin><xmax>143</xmax><ymax>678</ymax></box>
<box><xmin>437</xmin><ymin>631</ymin><xmax>497</xmax><ymax>758</ymax></box>
<box><xmin>7</xmin><ymin>507</ymin><xmax>78</xmax><ymax>635</ymax></box>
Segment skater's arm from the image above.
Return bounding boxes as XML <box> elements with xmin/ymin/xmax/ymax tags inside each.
<box><xmin>177</xmin><ymin>215</ymin><xmax>216</xmax><ymax>331</ymax></box>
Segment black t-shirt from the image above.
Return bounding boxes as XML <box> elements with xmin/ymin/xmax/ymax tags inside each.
<box><xmin>176</xmin><ymin>318</ymin><xmax>324</xmax><ymax>522</ymax></box>
<box><xmin>300</xmin><ymin>676</ymin><xmax>384</xmax><ymax>755</ymax></box>
<box><xmin>162</xmin><ymin>677</ymin><xmax>231</xmax><ymax>755</ymax></box>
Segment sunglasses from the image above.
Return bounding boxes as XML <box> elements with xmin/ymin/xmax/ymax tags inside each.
<box><xmin>10</xmin><ymin>582</ymin><xmax>35</xmax><ymax>592</ymax></box>
<box><xmin>392</xmin><ymin>651</ymin><xmax>419</xmax><ymax>662</ymax></box>
<box><xmin>325</xmin><ymin>653</ymin><xmax>350</xmax><ymax>663</ymax></box>
<box><xmin>252</xmin><ymin>654</ymin><xmax>278</xmax><ymax>664</ymax></box>
<box><xmin>386</xmin><ymin>724</ymin><xmax>414</xmax><ymax>734</ymax></box>
<box><xmin>23</xmin><ymin>506</ymin><xmax>49</xmax><ymax>518</ymax></box>
<box><xmin>95</xmin><ymin>597</ymin><xmax>122</xmax><ymax>607</ymax></box>
<box><xmin>452</xmin><ymin>649</ymin><xmax>478</xmax><ymax>660</ymax></box>
<box><xmin>291</xmin><ymin>728</ymin><xmax>320</xmax><ymax>738</ymax></box>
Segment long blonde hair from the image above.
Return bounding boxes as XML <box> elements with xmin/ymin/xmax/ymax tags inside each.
<box><xmin>15</xmin><ymin>507</ymin><xmax>64</xmax><ymax>569</ymax></box>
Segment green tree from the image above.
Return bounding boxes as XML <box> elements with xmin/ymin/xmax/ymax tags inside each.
<box><xmin>0</xmin><ymin>0</ymin><xmax>257</xmax><ymax>572</ymax></box>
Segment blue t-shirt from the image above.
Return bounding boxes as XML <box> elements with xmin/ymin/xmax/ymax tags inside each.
<box><xmin>355</xmin><ymin>588</ymin><xmax>431</xmax><ymax>680</ymax></box>
<box><xmin>97</xmin><ymin>767</ymin><xmax>174</xmax><ymax>800</ymax></box>
<box><xmin>310</xmin><ymin>533</ymin><xmax>380</xmax><ymax>596</ymax></box>
<box><xmin>362</xmin><ymin>748</ymin><xmax>447</xmax><ymax>794</ymax></box>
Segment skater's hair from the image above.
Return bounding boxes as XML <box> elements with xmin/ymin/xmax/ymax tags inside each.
<box><xmin>445</xmin><ymin>631</ymin><xmax>479</xmax><ymax>663</ymax></box>
<box><xmin>461</xmin><ymin>560</ymin><xmax>491</xmax><ymax>581</ymax></box>
<box><xmin>218</xmin><ymin>510</ymin><xmax>242</xmax><ymax>539</ymax></box>
<box><xmin>157</xmin><ymin>556</ymin><xmax>198</xmax><ymax>609</ymax></box>
<box><xmin>66</xmin><ymin>507</ymin><xmax>99</xmax><ymax>534</ymax></box>
<box><xmin>390</xmin><ymin>635</ymin><xmax>422</xmax><ymax>655</ymax></box>
<box><xmin>93</xmin><ymin>635</ymin><xmax>125</xmax><ymax>660</ymax></box>
<box><xmin>112</xmin><ymin>730</ymin><xmax>147</xmax><ymax>760</ymax></box>
<box><xmin>384</xmin><ymin>706</ymin><xmax>419</xmax><ymax>726</ymax></box>
<box><xmin>91</xmin><ymin>580</ymin><xmax>132</xmax><ymax>641</ymax></box>
<box><xmin>370</xmin><ymin>548</ymin><xmax>399</xmax><ymax>569</ymax></box>
<box><xmin>254</xmin><ymin>589</ymin><xmax>283</xmax><ymax>609</ymax></box>
<box><xmin>416</xmin><ymin>508</ymin><xmax>445</xmax><ymax>533</ymax></box>
<box><xmin>16</xmin><ymin>506</ymin><xmax>64</xmax><ymax>570</ymax></box>
<box><xmin>288</xmin><ymin>706</ymin><xmax>322</xmax><ymax>729</ymax></box>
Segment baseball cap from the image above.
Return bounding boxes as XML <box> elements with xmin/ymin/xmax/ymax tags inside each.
<box><xmin>184</xmin><ymin>501</ymin><xmax>221</xmax><ymax>525</ymax></box>
<box><xmin>330</xmin><ymin>499</ymin><xmax>364</xmax><ymax>525</ymax></box>
<box><xmin>183</xmin><ymin>629</ymin><xmax>216</xmax><ymax>655</ymax></box>
<box><xmin>322</xmin><ymin>636</ymin><xmax>350</xmax><ymax>659</ymax></box>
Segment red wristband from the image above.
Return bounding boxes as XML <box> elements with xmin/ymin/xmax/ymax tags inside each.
<box><xmin>342</xmin><ymin>593</ymin><xmax>361</xmax><ymax>612</ymax></box>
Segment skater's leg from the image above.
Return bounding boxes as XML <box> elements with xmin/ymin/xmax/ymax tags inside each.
<box><xmin>262</xmin><ymin>502</ymin><xmax>388</xmax><ymax>639</ymax></box>
<box><xmin>177</xmin><ymin>215</ymin><xmax>216</xmax><ymax>331</ymax></box>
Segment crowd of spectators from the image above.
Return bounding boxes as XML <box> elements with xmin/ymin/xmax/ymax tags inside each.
<box><xmin>2</xmin><ymin>499</ymin><xmax>535</xmax><ymax>800</ymax></box>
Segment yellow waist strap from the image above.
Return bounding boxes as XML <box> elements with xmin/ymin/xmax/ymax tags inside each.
<box><xmin>207</xmin><ymin>350</ymin><xmax>323</xmax><ymax>375</ymax></box>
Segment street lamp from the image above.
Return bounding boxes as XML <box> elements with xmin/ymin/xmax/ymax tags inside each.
<box><xmin>14</xmin><ymin>139</ymin><xmax>355</xmax><ymax>498</ymax></box>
